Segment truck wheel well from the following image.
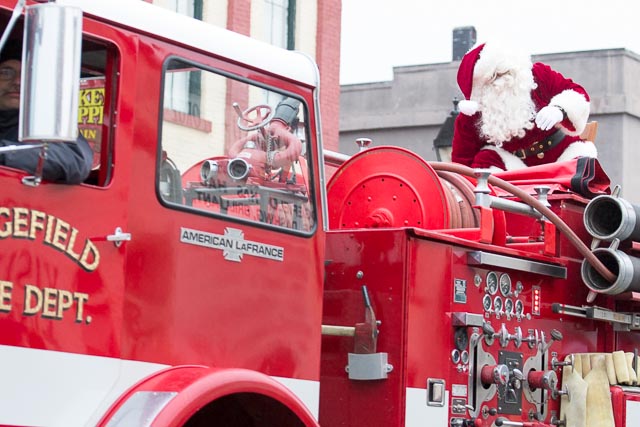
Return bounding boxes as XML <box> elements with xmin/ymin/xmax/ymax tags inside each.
<box><xmin>183</xmin><ymin>392</ymin><xmax>307</xmax><ymax>427</ymax></box>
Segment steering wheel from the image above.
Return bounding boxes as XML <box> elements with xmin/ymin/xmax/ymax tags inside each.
<box><xmin>234</xmin><ymin>103</ymin><xmax>275</xmax><ymax>132</ymax></box>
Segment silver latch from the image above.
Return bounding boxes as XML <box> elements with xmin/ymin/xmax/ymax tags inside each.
<box><xmin>106</xmin><ymin>227</ymin><xmax>132</xmax><ymax>247</ymax></box>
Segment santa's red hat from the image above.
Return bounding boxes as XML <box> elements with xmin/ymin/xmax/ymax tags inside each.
<box><xmin>457</xmin><ymin>43</ymin><xmax>485</xmax><ymax>101</ymax></box>
<box><xmin>456</xmin><ymin>43</ymin><xmax>484</xmax><ymax>115</ymax></box>
<box><xmin>456</xmin><ymin>41</ymin><xmax>533</xmax><ymax>116</ymax></box>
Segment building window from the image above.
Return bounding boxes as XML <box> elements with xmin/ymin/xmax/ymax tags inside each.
<box><xmin>264</xmin><ymin>0</ymin><xmax>295</xmax><ymax>50</ymax></box>
<box><xmin>162</xmin><ymin>0</ymin><xmax>203</xmax><ymax>117</ymax></box>
<box><xmin>262</xmin><ymin>0</ymin><xmax>295</xmax><ymax>106</ymax></box>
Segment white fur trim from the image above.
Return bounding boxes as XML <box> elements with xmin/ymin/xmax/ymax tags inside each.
<box><xmin>548</xmin><ymin>90</ymin><xmax>590</xmax><ymax>136</ymax></box>
<box><xmin>481</xmin><ymin>145</ymin><xmax>528</xmax><ymax>171</ymax></box>
<box><xmin>458</xmin><ymin>100</ymin><xmax>479</xmax><ymax>116</ymax></box>
<box><xmin>556</xmin><ymin>141</ymin><xmax>598</xmax><ymax>162</ymax></box>
<box><xmin>473</xmin><ymin>41</ymin><xmax>532</xmax><ymax>89</ymax></box>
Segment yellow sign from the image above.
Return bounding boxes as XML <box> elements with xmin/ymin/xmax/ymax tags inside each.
<box><xmin>79</xmin><ymin>78</ymin><xmax>105</xmax><ymax>168</ymax></box>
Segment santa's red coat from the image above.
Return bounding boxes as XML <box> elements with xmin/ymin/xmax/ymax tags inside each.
<box><xmin>452</xmin><ymin>62</ymin><xmax>592</xmax><ymax>170</ymax></box>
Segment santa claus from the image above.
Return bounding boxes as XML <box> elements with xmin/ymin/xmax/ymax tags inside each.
<box><xmin>451</xmin><ymin>41</ymin><xmax>597</xmax><ymax>171</ymax></box>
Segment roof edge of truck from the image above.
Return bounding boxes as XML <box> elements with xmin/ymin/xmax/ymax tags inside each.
<box><xmin>54</xmin><ymin>0</ymin><xmax>319</xmax><ymax>87</ymax></box>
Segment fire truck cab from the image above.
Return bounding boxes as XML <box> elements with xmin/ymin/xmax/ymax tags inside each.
<box><xmin>2</xmin><ymin>1</ymin><xmax>640</xmax><ymax>427</ymax></box>
<box><xmin>1</xmin><ymin>1</ymin><xmax>324</xmax><ymax>426</ymax></box>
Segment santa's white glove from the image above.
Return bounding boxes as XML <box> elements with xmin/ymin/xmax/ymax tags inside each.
<box><xmin>535</xmin><ymin>105</ymin><xmax>564</xmax><ymax>130</ymax></box>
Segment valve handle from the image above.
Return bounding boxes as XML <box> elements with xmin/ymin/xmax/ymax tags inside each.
<box><xmin>482</xmin><ymin>321</ymin><xmax>495</xmax><ymax>336</ymax></box>
<box><xmin>552</xmin><ymin>354</ymin><xmax>574</xmax><ymax>370</ymax></box>
<box><xmin>495</xmin><ymin>418</ymin><xmax>549</xmax><ymax>427</ymax></box>
<box><xmin>495</xmin><ymin>418</ymin><xmax>523</xmax><ymax>427</ymax></box>
<box><xmin>511</xmin><ymin>368</ymin><xmax>524</xmax><ymax>381</ymax></box>
<box><xmin>550</xmin><ymin>329</ymin><xmax>563</xmax><ymax>342</ymax></box>
<box><xmin>552</xmin><ymin>387</ymin><xmax>570</xmax><ymax>401</ymax></box>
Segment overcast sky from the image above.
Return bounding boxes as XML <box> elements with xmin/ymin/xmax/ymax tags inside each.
<box><xmin>339</xmin><ymin>0</ymin><xmax>639</xmax><ymax>85</ymax></box>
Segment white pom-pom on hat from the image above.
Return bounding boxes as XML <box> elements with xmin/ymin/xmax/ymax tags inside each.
<box><xmin>458</xmin><ymin>100</ymin><xmax>479</xmax><ymax>116</ymax></box>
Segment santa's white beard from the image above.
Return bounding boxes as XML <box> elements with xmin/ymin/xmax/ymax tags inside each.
<box><xmin>475</xmin><ymin>73</ymin><xmax>537</xmax><ymax>146</ymax></box>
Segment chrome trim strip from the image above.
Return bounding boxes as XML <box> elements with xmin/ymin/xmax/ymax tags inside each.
<box><xmin>467</xmin><ymin>251</ymin><xmax>567</xmax><ymax>279</ymax></box>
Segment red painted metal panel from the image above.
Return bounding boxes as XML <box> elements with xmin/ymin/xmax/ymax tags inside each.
<box><xmin>321</xmin><ymin>229</ymin><xmax>408</xmax><ymax>426</ymax></box>
<box><xmin>0</xmin><ymin>17</ymin><xmax>139</xmax><ymax>359</ymax></box>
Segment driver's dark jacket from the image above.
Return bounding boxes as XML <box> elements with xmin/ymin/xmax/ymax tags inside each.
<box><xmin>0</xmin><ymin>109</ymin><xmax>93</xmax><ymax>184</ymax></box>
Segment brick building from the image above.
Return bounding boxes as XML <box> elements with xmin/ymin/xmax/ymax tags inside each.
<box><xmin>146</xmin><ymin>0</ymin><xmax>342</xmax><ymax>151</ymax></box>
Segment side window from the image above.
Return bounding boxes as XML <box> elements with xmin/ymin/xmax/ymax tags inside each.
<box><xmin>78</xmin><ymin>38</ymin><xmax>117</xmax><ymax>186</ymax></box>
<box><xmin>158</xmin><ymin>58</ymin><xmax>315</xmax><ymax>233</ymax></box>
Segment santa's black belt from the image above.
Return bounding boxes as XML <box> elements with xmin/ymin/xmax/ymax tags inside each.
<box><xmin>514</xmin><ymin>129</ymin><xmax>565</xmax><ymax>160</ymax></box>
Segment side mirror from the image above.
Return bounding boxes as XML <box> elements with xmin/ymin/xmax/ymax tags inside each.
<box><xmin>19</xmin><ymin>2</ymin><xmax>82</xmax><ymax>143</ymax></box>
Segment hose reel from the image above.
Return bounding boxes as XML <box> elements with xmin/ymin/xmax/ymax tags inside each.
<box><xmin>326</xmin><ymin>146</ymin><xmax>480</xmax><ymax>231</ymax></box>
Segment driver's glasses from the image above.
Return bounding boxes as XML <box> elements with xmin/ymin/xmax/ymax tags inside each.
<box><xmin>0</xmin><ymin>67</ymin><xmax>18</xmax><ymax>81</ymax></box>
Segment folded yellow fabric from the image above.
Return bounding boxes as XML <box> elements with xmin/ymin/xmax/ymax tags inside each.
<box><xmin>561</xmin><ymin>355</ymin><xmax>587</xmax><ymax>427</ymax></box>
<box><xmin>612</xmin><ymin>350</ymin><xmax>630</xmax><ymax>384</ymax></box>
<box><xmin>584</xmin><ymin>354</ymin><xmax>615</xmax><ymax>427</ymax></box>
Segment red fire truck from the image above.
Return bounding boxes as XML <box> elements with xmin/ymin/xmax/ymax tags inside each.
<box><xmin>1</xmin><ymin>1</ymin><xmax>640</xmax><ymax>426</ymax></box>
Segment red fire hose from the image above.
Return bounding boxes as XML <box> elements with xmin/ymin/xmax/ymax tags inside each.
<box><xmin>430</xmin><ymin>162</ymin><xmax>616</xmax><ymax>284</ymax></box>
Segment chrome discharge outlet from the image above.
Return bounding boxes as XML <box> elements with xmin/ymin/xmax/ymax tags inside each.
<box><xmin>200</xmin><ymin>160</ymin><xmax>219</xmax><ymax>182</ymax></box>
<box><xmin>584</xmin><ymin>194</ymin><xmax>640</xmax><ymax>242</ymax></box>
<box><xmin>227</xmin><ymin>157</ymin><xmax>251</xmax><ymax>181</ymax></box>
<box><xmin>581</xmin><ymin>248</ymin><xmax>640</xmax><ymax>296</ymax></box>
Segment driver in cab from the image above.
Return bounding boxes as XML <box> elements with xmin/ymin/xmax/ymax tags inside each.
<box><xmin>0</xmin><ymin>43</ymin><xmax>93</xmax><ymax>184</ymax></box>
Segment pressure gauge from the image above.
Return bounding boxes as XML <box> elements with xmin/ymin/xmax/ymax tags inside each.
<box><xmin>499</xmin><ymin>273</ymin><xmax>512</xmax><ymax>296</ymax></box>
<box><xmin>486</xmin><ymin>272</ymin><xmax>498</xmax><ymax>295</ymax></box>
<box><xmin>483</xmin><ymin>294</ymin><xmax>492</xmax><ymax>312</ymax></box>
<box><xmin>515</xmin><ymin>300</ymin><xmax>524</xmax><ymax>316</ymax></box>
<box><xmin>493</xmin><ymin>296</ymin><xmax>503</xmax><ymax>313</ymax></box>
<box><xmin>504</xmin><ymin>298</ymin><xmax>514</xmax><ymax>315</ymax></box>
